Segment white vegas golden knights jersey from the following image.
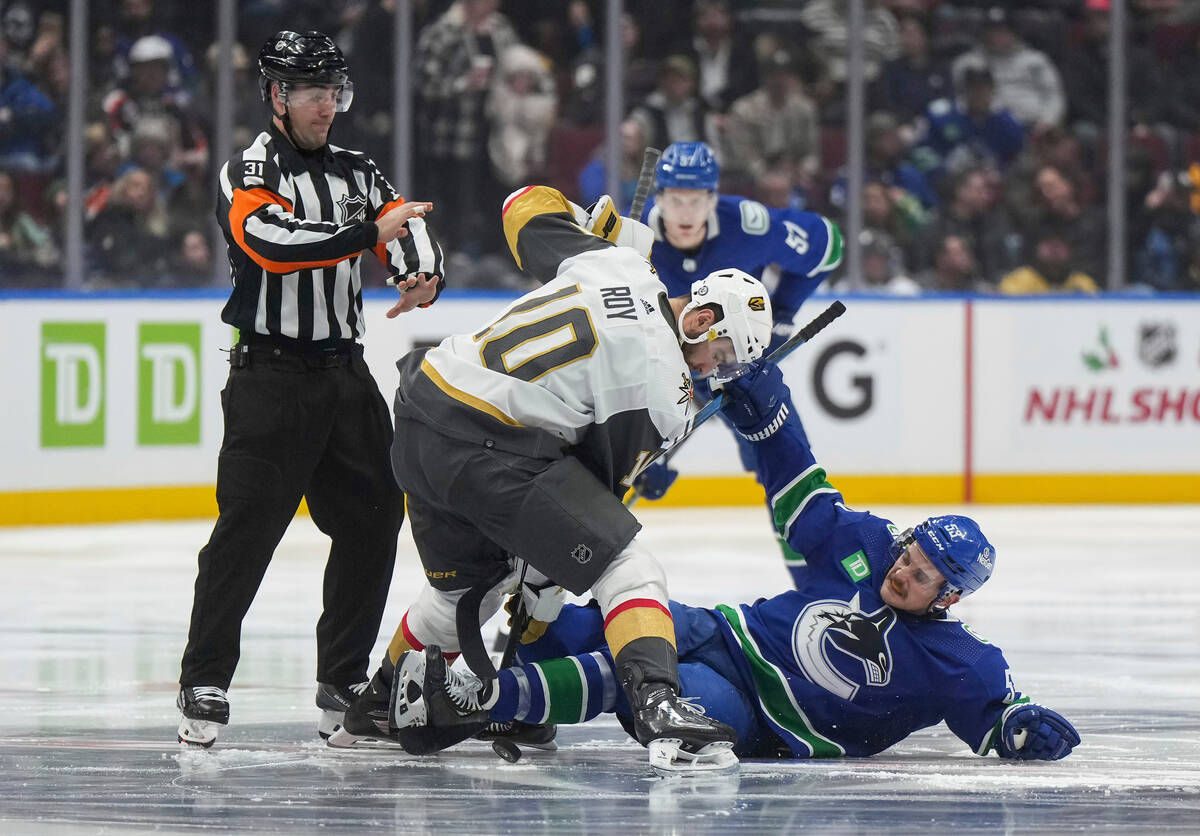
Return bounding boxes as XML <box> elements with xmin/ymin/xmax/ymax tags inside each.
<box><xmin>393</xmin><ymin>185</ymin><xmax>695</xmax><ymax>495</ymax></box>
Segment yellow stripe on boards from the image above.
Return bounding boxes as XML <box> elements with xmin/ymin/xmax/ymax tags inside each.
<box><xmin>972</xmin><ymin>473</ymin><xmax>1200</xmax><ymax>504</ymax></box>
<box><xmin>4</xmin><ymin>473</ymin><xmax>1199</xmax><ymax>526</ymax></box>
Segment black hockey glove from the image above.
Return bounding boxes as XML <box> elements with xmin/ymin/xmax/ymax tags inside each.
<box><xmin>996</xmin><ymin>703</ymin><xmax>1080</xmax><ymax>761</ymax></box>
<box><xmin>719</xmin><ymin>362</ymin><xmax>792</xmax><ymax>440</ymax></box>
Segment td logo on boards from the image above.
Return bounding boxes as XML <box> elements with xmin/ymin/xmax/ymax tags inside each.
<box><xmin>39</xmin><ymin>321</ymin><xmax>203</xmax><ymax>448</ymax></box>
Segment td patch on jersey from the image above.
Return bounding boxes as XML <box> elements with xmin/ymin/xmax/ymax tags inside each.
<box><xmin>791</xmin><ymin>592</ymin><xmax>897</xmax><ymax>700</ymax></box>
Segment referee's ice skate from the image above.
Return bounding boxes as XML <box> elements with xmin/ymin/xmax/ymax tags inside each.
<box><xmin>176</xmin><ymin>686</ymin><xmax>229</xmax><ymax>748</ymax></box>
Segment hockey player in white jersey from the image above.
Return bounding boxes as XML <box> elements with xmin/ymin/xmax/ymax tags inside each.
<box><xmin>330</xmin><ymin>185</ymin><xmax>773</xmax><ymax>773</ymax></box>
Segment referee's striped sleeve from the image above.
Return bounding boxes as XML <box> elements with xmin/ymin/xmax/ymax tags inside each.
<box><xmin>219</xmin><ymin>160</ymin><xmax>376</xmax><ymax>274</ymax></box>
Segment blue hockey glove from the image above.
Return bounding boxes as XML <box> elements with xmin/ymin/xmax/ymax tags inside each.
<box><xmin>633</xmin><ymin>458</ymin><xmax>679</xmax><ymax>500</ymax></box>
<box><xmin>996</xmin><ymin>703</ymin><xmax>1080</xmax><ymax>761</ymax></box>
<box><xmin>719</xmin><ymin>362</ymin><xmax>792</xmax><ymax>440</ymax></box>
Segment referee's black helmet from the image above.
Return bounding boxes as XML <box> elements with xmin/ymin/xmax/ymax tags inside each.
<box><xmin>257</xmin><ymin>31</ymin><xmax>350</xmax><ymax>105</ymax></box>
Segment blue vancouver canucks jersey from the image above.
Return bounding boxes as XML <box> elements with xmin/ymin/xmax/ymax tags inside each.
<box><xmin>712</xmin><ymin>411</ymin><xmax>1024</xmax><ymax>758</ymax></box>
<box><xmin>643</xmin><ymin>195</ymin><xmax>842</xmax><ymax>323</ymax></box>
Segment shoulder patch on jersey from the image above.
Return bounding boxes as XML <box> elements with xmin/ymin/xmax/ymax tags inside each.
<box><xmin>929</xmin><ymin>97</ymin><xmax>952</xmax><ymax>116</ymax></box>
<box><xmin>738</xmin><ymin>200</ymin><xmax>770</xmax><ymax>236</ymax></box>
<box><xmin>961</xmin><ymin>622</ymin><xmax>992</xmax><ymax>645</ymax></box>
<box><xmin>841</xmin><ymin>550</ymin><xmax>871</xmax><ymax>582</ymax></box>
<box><xmin>337</xmin><ymin>193</ymin><xmax>367</xmax><ymax>224</ymax></box>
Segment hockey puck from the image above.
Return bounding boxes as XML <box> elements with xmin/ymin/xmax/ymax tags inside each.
<box><xmin>492</xmin><ymin>740</ymin><xmax>522</xmax><ymax>763</ymax></box>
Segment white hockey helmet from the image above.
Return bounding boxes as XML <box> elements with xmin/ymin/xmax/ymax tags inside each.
<box><xmin>677</xmin><ymin>268</ymin><xmax>773</xmax><ymax>364</ymax></box>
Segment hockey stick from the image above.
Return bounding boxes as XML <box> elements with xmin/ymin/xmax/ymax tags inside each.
<box><xmin>626</xmin><ymin>300</ymin><xmax>846</xmax><ymax>506</ymax></box>
<box><xmin>488</xmin><ymin>560</ymin><xmax>531</xmax><ymax>763</ymax></box>
<box><xmin>628</xmin><ymin>147</ymin><xmax>661</xmax><ymax>221</ymax></box>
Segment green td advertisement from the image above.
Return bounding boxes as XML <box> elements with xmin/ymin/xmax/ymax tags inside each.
<box><xmin>41</xmin><ymin>322</ymin><xmax>106</xmax><ymax>448</ymax></box>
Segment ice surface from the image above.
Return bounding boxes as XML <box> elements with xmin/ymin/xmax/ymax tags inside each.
<box><xmin>2</xmin><ymin>505</ymin><xmax>1199</xmax><ymax>833</ymax></box>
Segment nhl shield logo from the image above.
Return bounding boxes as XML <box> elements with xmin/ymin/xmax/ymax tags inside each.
<box><xmin>1138</xmin><ymin>322</ymin><xmax>1177</xmax><ymax>368</ymax></box>
<box><xmin>337</xmin><ymin>193</ymin><xmax>367</xmax><ymax>225</ymax></box>
<box><xmin>571</xmin><ymin>543</ymin><xmax>593</xmax><ymax>565</ymax></box>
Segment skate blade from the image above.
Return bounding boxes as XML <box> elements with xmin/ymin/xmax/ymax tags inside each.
<box><xmin>318</xmin><ymin>709</ymin><xmax>343</xmax><ymax>740</ymax></box>
<box><xmin>177</xmin><ymin>717</ymin><xmax>221</xmax><ymax>748</ymax></box>
<box><xmin>648</xmin><ymin>739</ymin><xmax>739</xmax><ymax>777</ymax></box>
<box><xmin>325</xmin><ymin>724</ymin><xmax>404</xmax><ymax>750</ymax></box>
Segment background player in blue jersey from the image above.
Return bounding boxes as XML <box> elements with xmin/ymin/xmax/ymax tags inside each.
<box><xmin>395</xmin><ymin>361</ymin><xmax>1079</xmax><ymax>765</ymax></box>
<box><xmin>633</xmin><ymin>141</ymin><xmax>844</xmax><ymax>578</ymax></box>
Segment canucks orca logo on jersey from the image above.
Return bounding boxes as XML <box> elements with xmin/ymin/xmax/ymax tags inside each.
<box><xmin>791</xmin><ymin>592</ymin><xmax>897</xmax><ymax>700</ymax></box>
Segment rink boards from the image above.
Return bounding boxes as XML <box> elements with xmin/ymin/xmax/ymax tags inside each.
<box><xmin>2</xmin><ymin>291</ymin><xmax>1199</xmax><ymax>524</ymax></box>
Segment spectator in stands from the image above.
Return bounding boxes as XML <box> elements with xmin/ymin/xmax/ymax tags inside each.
<box><xmin>831</xmin><ymin>111</ymin><xmax>936</xmax><ymax>211</ymax></box>
<box><xmin>199</xmin><ymin>42</ymin><xmax>259</xmax><ymax>153</ymax></box>
<box><xmin>951</xmin><ymin>6</ymin><xmax>1065</xmax><ymax>129</ymax></box>
<box><xmin>852</xmin><ymin>228</ymin><xmax>922</xmax><ymax>294</ymax></box>
<box><xmin>87</xmin><ymin>167</ymin><xmax>169</xmax><ymax>286</ymax></box>
<box><xmin>863</xmin><ymin>178</ymin><xmax>926</xmax><ymax>270</ymax></box>
<box><xmin>0</xmin><ymin>34</ymin><xmax>57</xmax><ymax>174</ymax></box>
<box><xmin>563</xmin><ymin>11</ymin><xmax>657</xmax><ymax>128</ymax></box>
<box><xmin>0</xmin><ymin>168</ymin><xmax>58</xmax><ymax>285</ymax></box>
<box><xmin>112</xmin><ymin>0</ymin><xmax>197</xmax><ymax>93</ymax></box>
<box><xmin>682</xmin><ymin>0</ymin><xmax>758</xmax><ymax>114</ymax></box>
<box><xmin>103</xmin><ymin>35</ymin><xmax>207</xmax><ymax>163</ymax></box>
<box><xmin>486</xmin><ymin>44</ymin><xmax>556</xmax><ymax>191</ymax></box>
<box><xmin>413</xmin><ymin>0</ymin><xmax>519</xmax><ymax>258</ymax></box>
<box><xmin>722</xmin><ymin>47</ymin><xmax>820</xmax><ymax>201</ymax></box>
<box><xmin>122</xmin><ymin>116</ymin><xmax>185</xmax><ymax>205</ymax></box>
<box><xmin>578</xmin><ymin>117</ymin><xmax>647</xmax><ymax>210</ymax></box>
<box><xmin>799</xmin><ymin>0</ymin><xmax>901</xmax><ymax>89</ymax></box>
<box><xmin>164</xmin><ymin>228</ymin><xmax>214</xmax><ymax>288</ymax></box>
<box><xmin>918</xmin><ymin>233</ymin><xmax>988</xmax><ymax>292</ymax></box>
<box><xmin>869</xmin><ymin>13</ymin><xmax>953</xmax><ymax>127</ymax></box>
<box><xmin>0</xmin><ymin>1</ymin><xmax>36</xmax><ymax>71</ymax></box>
<box><xmin>922</xmin><ymin>166</ymin><xmax>1020</xmax><ymax>284</ymax></box>
<box><xmin>1016</xmin><ymin>163</ymin><xmax>1107</xmax><ymax>282</ymax></box>
<box><xmin>1062</xmin><ymin>0</ymin><xmax>1163</xmax><ymax>146</ymax></box>
<box><xmin>1130</xmin><ymin>166</ymin><xmax>1199</xmax><ymax>291</ymax></box>
<box><xmin>912</xmin><ymin>66</ymin><xmax>1024</xmax><ymax>187</ymax></box>
<box><xmin>628</xmin><ymin>55</ymin><xmax>711</xmax><ymax>152</ymax></box>
<box><xmin>999</xmin><ymin>231</ymin><xmax>1099</xmax><ymax>295</ymax></box>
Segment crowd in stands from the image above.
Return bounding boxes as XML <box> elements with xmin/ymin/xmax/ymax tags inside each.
<box><xmin>5</xmin><ymin>0</ymin><xmax>1200</xmax><ymax>293</ymax></box>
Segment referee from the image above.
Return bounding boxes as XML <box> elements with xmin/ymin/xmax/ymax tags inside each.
<box><xmin>177</xmin><ymin>30</ymin><xmax>444</xmax><ymax>748</ymax></box>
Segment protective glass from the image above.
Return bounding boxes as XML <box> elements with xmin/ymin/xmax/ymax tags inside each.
<box><xmin>283</xmin><ymin>81</ymin><xmax>355</xmax><ymax>112</ymax></box>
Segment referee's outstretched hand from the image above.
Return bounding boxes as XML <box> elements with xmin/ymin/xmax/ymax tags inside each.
<box><xmin>386</xmin><ymin>272</ymin><xmax>440</xmax><ymax>316</ymax></box>
<box><xmin>376</xmin><ymin>201</ymin><xmax>433</xmax><ymax>243</ymax></box>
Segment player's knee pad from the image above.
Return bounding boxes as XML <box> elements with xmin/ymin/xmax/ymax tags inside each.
<box><xmin>590</xmin><ymin>537</ymin><xmax>669</xmax><ymax>614</ymax></box>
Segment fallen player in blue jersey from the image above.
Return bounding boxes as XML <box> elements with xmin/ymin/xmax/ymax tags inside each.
<box><xmin>389</xmin><ymin>361</ymin><xmax>1079</xmax><ymax>769</ymax></box>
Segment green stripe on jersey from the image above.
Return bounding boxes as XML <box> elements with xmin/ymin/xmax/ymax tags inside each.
<box><xmin>716</xmin><ymin>604</ymin><xmax>844</xmax><ymax>758</ymax></box>
<box><xmin>771</xmin><ymin>464</ymin><xmax>838</xmax><ymax>540</ymax></box>
<box><xmin>537</xmin><ymin>657</ymin><xmax>586</xmax><ymax>725</ymax></box>
<box><xmin>818</xmin><ymin>217</ymin><xmax>844</xmax><ymax>273</ymax></box>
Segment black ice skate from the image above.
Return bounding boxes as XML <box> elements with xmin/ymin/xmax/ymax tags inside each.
<box><xmin>176</xmin><ymin>686</ymin><xmax>229</xmax><ymax>748</ymax></box>
<box><xmin>388</xmin><ymin>645</ymin><xmax>491</xmax><ymax>755</ymax></box>
<box><xmin>624</xmin><ymin>669</ymin><xmax>739</xmax><ymax>776</ymax></box>
<box><xmin>325</xmin><ymin>669</ymin><xmax>396</xmax><ymax>748</ymax></box>
<box><xmin>315</xmin><ymin>680</ymin><xmax>371</xmax><ymax>740</ymax></box>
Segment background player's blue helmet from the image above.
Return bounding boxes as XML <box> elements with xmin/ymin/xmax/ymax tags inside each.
<box><xmin>911</xmin><ymin>515</ymin><xmax>995</xmax><ymax>604</ymax></box>
<box><xmin>656</xmin><ymin>142</ymin><xmax>720</xmax><ymax>191</ymax></box>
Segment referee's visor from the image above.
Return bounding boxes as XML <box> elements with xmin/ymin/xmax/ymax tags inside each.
<box><xmin>281</xmin><ymin>81</ymin><xmax>355</xmax><ymax>113</ymax></box>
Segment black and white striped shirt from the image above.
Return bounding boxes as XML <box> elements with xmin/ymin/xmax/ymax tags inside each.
<box><xmin>216</xmin><ymin>123</ymin><xmax>444</xmax><ymax>342</ymax></box>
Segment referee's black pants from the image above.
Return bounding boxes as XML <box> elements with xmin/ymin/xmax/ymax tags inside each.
<box><xmin>180</xmin><ymin>343</ymin><xmax>404</xmax><ymax>691</ymax></box>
